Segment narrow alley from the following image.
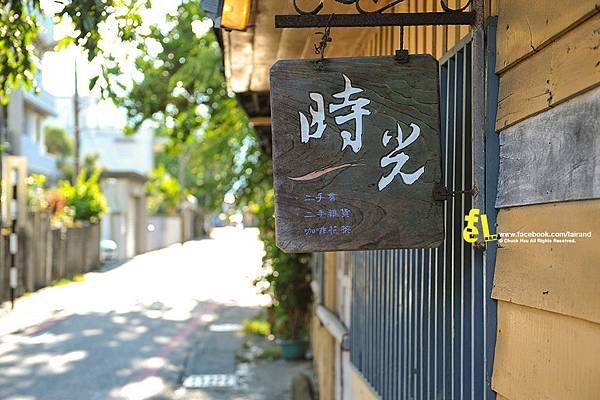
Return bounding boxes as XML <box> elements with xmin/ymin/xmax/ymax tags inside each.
<box><xmin>0</xmin><ymin>228</ymin><xmax>309</xmax><ymax>400</ymax></box>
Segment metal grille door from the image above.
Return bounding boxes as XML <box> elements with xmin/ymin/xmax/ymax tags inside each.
<box><xmin>350</xmin><ymin>32</ymin><xmax>497</xmax><ymax>400</ymax></box>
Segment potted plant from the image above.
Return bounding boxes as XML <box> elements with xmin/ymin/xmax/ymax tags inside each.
<box><xmin>265</xmin><ymin>248</ymin><xmax>312</xmax><ymax>360</ymax></box>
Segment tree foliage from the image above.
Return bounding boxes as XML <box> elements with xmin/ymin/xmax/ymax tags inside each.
<box><xmin>0</xmin><ymin>0</ymin><xmax>147</xmax><ymax>103</ymax></box>
<box><xmin>145</xmin><ymin>164</ymin><xmax>180</xmax><ymax>216</ymax></box>
<box><xmin>44</xmin><ymin>125</ymin><xmax>73</xmax><ymax>157</ymax></box>
<box><xmin>118</xmin><ymin>1</ymin><xmax>257</xmax><ymax>212</ymax></box>
<box><xmin>0</xmin><ymin>0</ymin><xmax>40</xmax><ymax>102</ymax></box>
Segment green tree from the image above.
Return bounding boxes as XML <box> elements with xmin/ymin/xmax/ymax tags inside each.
<box><xmin>145</xmin><ymin>164</ymin><xmax>180</xmax><ymax>216</ymax></box>
<box><xmin>118</xmin><ymin>1</ymin><xmax>257</xmax><ymax>212</ymax></box>
<box><xmin>44</xmin><ymin>126</ymin><xmax>73</xmax><ymax>157</ymax></box>
<box><xmin>0</xmin><ymin>0</ymin><xmax>147</xmax><ymax>103</ymax></box>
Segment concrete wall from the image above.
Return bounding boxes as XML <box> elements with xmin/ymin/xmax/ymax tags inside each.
<box><xmin>101</xmin><ymin>174</ymin><xmax>148</xmax><ymax>260</ymax></box>
<box><xmin>147</xmin><ymin>216</ymin><xmax>181</xmax><ymax>251</ymax></box>
<box><xmin>146</xmin><ymin>211</ymin><xmax>197</xmax><ymax>252</ymax></box>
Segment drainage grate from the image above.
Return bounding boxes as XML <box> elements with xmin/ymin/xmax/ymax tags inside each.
<box><xmin>182</xmin><ymin>374</ymin><xmax>237</xmax><ymax>389</ymax></box>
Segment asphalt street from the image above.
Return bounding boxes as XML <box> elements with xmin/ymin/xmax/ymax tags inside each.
<box><xmin>0</xmin><ymin>227</ymin><xmax>304</xmax><ymax>400</ymax></box>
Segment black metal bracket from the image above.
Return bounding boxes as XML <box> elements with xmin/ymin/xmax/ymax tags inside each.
<box><xmin>394</xmin><ymin>49</ymin><xmax>408</xmax><ymax>63</ymax></box>
<box><xmin>276</xmin><ymin>11</ymin><xmax>476</xmax><ymax>28</ymax></box>
<box><xmin>433</xmin><ymin>182</ymin><xmax>477</xmax><ymax>202</ymax></box>
<box><xmin>278</xmin><ymin>0</ymin><xmax>475</xmax><ymax>29</ymax></box>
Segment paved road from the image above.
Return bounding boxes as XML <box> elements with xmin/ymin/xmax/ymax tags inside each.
<box><xmin>0</xmin><ymin>228</ymin><xmax>304</xmax><ymax>400</ymax></box>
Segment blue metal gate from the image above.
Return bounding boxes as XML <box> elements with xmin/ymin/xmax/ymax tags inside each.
<box><xmin>349</xmin><ymin>20</ymin><xmax>499</xmax><ymax>400</ymax></box>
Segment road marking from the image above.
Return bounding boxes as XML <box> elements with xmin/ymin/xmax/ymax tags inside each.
<box><xmin>182</xmin><ymin>374</ymin><xmax>237</xmax><ymax>389</ymax></box>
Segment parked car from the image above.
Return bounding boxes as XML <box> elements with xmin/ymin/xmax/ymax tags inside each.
<box><xmin>100</xmin><ymin>239</ymin><xmax>118</xmax><ymax>262</ymax></box>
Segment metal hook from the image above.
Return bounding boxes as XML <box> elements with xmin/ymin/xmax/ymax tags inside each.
<box><xmin>314</xmin><ymin>13</ymin><xmax>334</xmax><ymax>70</ymax></box>
<box><xmin>394</xmin><ymin>25</ymin><xmax>408</xmax><ymax>63</ymax></box>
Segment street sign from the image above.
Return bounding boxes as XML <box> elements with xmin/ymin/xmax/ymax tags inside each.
<box><xmin>270</xmin><ymin>55</ymin><xmax>444</xmax><ymax>253</ymax></box>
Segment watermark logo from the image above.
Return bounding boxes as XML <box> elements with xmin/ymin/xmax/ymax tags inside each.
<box><xmin>463</xmin><ymin>208</ymin><xmax>498</xmax><ymax>244</ymax></box>
<box><xmin>463</xmin><ymin>209</ymin><xmax>593</xmax><ymax>245</ymax></box>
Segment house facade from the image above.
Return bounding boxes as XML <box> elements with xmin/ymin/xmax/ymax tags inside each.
<box><xmin>218</xmin><ymin>1</ymin><xmax>600</xmax><ymax>399</ymax></box>
<box><xmin>4</xmin><ymin>13</ymin><xmax>60</xmax><ymax>180</ymax></box>
<box><xmin>80</xmin><ymin>124</ymin><xmax>154</xmax><ymax>261</ymax></box>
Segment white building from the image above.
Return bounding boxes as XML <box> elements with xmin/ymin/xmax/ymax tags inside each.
<box><xmin>4</xmin><ymin>13</ymin><xmax>60</xmax><ymax>180</ymax></box>
<box><xmin>81</xmin><ymin>124</ymin><xmax>154</xmax><ymax>260</ymax></box>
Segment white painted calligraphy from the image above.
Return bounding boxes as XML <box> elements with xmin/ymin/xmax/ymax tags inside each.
<box><xmin>299</xmin><ymin>92</ymin><xmax>327</xmax><ymax>143</ymax></box>
<box><xmin>329</xmin><ymin>74</ymin><xmax>371</xmax><ymax>153</ymax></box>
<box><xmin>377</xmin><ymin>123</ymin><xmax>425</xmax><ymax>191</ymax></box>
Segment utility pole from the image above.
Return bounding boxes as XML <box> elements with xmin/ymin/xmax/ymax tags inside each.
<box><xmin>178</xmin><ymin>151</ymin><xmax>186</xmax><ymax>244</ymax></box>
<box><xmin>0</xmin><ymin>105</ymin><xmax>5</xmax><ymax>287</ymax></box>
<box><xmin>73</xmin><ymin>58</ymin><xmax>80</xmax><ymax>184</ymax></box>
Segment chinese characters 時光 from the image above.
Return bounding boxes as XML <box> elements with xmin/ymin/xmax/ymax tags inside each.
<box><xmin>298</xmin><ymin>74</ymin><xmax>426</xmax><ymax>192</ymax></box>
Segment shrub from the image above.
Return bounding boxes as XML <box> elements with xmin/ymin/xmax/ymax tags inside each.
<box><xmin>252</xmin><ymin>188</ymin><xmax>312</xmax><ymax>341</ymax></box>
<box><xmin>26</xmin><ymin>174</ymin><xmax>49</xmax><ymax>212</ymax></box>
<box><xmin>59</xmin><ymin>168</ymin><xmax>108</xmax><ymax>224</ymax></box>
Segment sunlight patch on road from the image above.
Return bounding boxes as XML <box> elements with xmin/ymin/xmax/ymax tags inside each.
<box><xmin>200</xmin><ymin>313</ymin><xmax>217</xmax><ymax>323</ymax></box>
<box><xmin>46</xmin><ymin>350</ymin><xmax>87</xmax><ymax>374</ymax></box>
<box><xmin>117</xmin><ymin>376</ymin><xmax>166</xmax><ymax>400</ymax></box>
<box><xmin>81</xmin><ymin>328</ymin><xmax>103</xmax><ymax>336</ymax></box>
<box><xmin>140</xmin><ymin>356</ymin><xmax>166</xmax><ymax>369</ymax></box>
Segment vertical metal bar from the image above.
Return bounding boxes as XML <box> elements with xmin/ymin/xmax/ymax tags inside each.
<box><xmin>484</xmin><ymin>16</ymin><xmax>500</xmax><ymax>400</ymax></box>
<box><xmin>366</xmin><ymin>251</ymin><xmax>370</xmax><ymax>379</ymax></box>
<box><xmin>419</xmin><ymin>248</ymin><xmax>425</xmax><ymax>400</ymax></box>
<box><xmin>389</xmin><ymin>250</ymin><xmax>394</xmax><ymax>400</ymax></box>
<box><xmin>463</xmin><ymin>42</ymin><xmax>474</xmax><ymax>400</ymax></box>
<box><xmin>460</xmin><ymin>43</ymin><xmax>467</xmax><ymax>400</ymax></box>
<box><xmin>394</xmin><ymin>251</ymin><xmax>399</xmax><ymax>399</ymax></box>
<box><xmin>471</xmin><ymin>0</ymin><xmax>486</xmax><ymax>234</ymax></box>
<box><xmin>369</xmin><ymin>251</ymin><xmax>374</xmax><ymax>384</ymax></box>
<box><xmin>437</xmin><ymin>54</ymin><xmax>449</xmax><ymax>400</ymax></box>
<box><xmin>402</xmin><ymin>250</ymin><xmax>408</xmax><ymax>400</ymax></box>
<box><xmin>442</xmin><ymin>54</ymin><xmax>453</xmax><ymax>400</ymax></box>
<box><xmin>381</xmin><ymin>251</ymin><xmax>386</xmax><ymax>398</ymax></box>
<box><xmin>427</xmin><ymin>248</ymin><xmax>433</xmax><ymax>400</ymax></box>
<box><xmin>398</xmin><ymin>249</ymin><xmax>405</xmax><ymax>399</ymax></box>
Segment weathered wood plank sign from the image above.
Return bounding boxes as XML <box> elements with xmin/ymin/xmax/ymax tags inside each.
<box><xmin>270</xmin><ymin>55</ymin><xmax>444</xmax><ymax>252</ymax></box>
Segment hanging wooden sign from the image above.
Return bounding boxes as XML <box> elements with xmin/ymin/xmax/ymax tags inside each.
<box><xmin>270</xmin><ymin>55</ymin><xmax>444</xmax><ymax>253</ymax></box>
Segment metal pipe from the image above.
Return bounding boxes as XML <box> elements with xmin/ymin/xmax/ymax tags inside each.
<box><xmin>316</xmin><ymin>304</ymin><xmax>350</xmax><ymax>350</ymax></box>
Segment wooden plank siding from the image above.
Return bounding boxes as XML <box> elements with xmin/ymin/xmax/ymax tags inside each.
<box><xmin>492</xmin><ymin>301</ymin><xmax>600</xmax><ymax>400</ymax></box>
<box><xmin>491</xmin><ymin>2</ymin><xmax>600</xmax><ymax>400</ymax></box>
<box><xmin>351</xmin><ymin>367</ymin><xmax>381</xmax><ymax>400</ymax></box>
<box><xmin>311</xmin><ymin>252</ymin><xmax>338</xmax><ymax>400</ymax></box>
<box><xmin>496</xmin><ymin>0</ymin><xmax>600</xmax><ymax>73</ymax></box>
<box><xmin>493</xmin><ymin>200</ymin><xmax>600</xmax><ymax>324</ymax></box>
<box><xmin>495</xmin><ymin>6</ymin><xmax>600</xmax><ymax>130</ymax></box>
<box><xmin>355</xmin><ymin>0</ymin><xmax>497</xmax><ymax>60</ymax></box>
<box><xmin>495</xmin><ymin>87</ymin><xmax>600</xmax><ymax>208</ymax></box>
